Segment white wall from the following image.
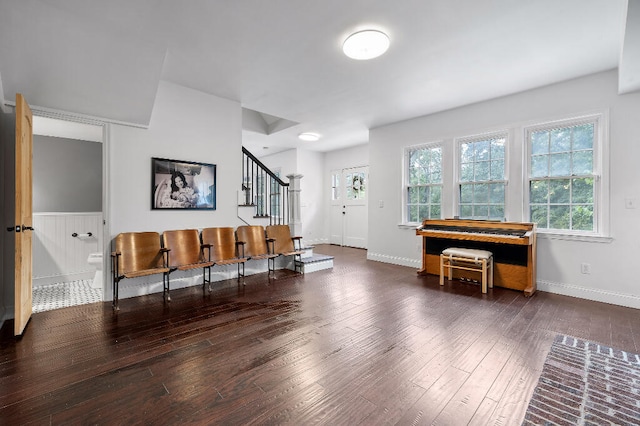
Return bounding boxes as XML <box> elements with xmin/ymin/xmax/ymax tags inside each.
<box><xmin>259</xmin><ymin>148</ymin><xmax>326</xmax><ymax>245</ymax></box>
<box><xmin>110</xmin><ymin>80</ymin><xmax>242</xmax><ymax>235</ymax></box>
<box><xmin>297</xmin><ymin>149</ymin><xmax>324</xmax><ymax>245</ymax></box>
<box><xmin>368</xmin><ymin>70</ymin><xmax>640</xmax><ymax>309</ymax></box>
<box><xmin>108</xmin><ymin>80</ymin><xmax>243</xmax><ymax>300</ymax></box>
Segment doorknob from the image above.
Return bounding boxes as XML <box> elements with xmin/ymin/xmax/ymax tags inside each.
<box><xmin>7</xmin><ymin>225</ymin><xmax>21</xmax><ymax>232</ymax></box>
<box><xmin>342</xmin><ymin>212</ymin><xmax>345</xmax><ymax>215</ymax></box>
<box><xmin>23</xmin><ymin>226</ymin><xmax>34</xmax><ymax>231</ymax></box>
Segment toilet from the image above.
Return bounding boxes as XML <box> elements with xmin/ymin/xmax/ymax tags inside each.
<box><xmin>87</xmin><ymin>252</ymin><xmax>103</xmax><ymax>289</ymax></box>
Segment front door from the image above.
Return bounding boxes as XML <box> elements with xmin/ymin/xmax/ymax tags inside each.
<box><xmin>14</xmin><ymin>93</ymin><xmax>33</xmax><ymax>336</ymax></box>
<box><xmin>329</xmin><ymin>167</ymin><xmax>368</xmax><ymax>249</ymax></box>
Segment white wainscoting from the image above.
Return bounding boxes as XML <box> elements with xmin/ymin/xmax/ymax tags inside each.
<box><xmin>33</xmin><ymin>212</ymin><xmax>103</xmax><ymax>287</ymax></box>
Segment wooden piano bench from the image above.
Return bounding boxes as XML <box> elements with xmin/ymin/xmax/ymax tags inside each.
<box><xmin>440</xmin><ymin>247</ymin><xmax>494</xmax><ymax>294</ymax></box>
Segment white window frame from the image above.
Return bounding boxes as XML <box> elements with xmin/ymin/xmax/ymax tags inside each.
<box><xmin>523</xmin><ymin>112</ymin><xmax>610</xmax><ymax>241</ymax></box>
<box><xmin>454</xmin><ymin>131</ymin><xmax>509</xmax><ymax>221</ymax></box>
<box><xmin>402</xmin><ymin>141</ymin><xmax>444</xmax><ymax>226</ymax></box>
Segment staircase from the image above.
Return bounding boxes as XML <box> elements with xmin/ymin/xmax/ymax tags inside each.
<box><xmin>240</xmin><ymin>147</ymin><xmax>333</xmax><ymax>273</ymax></box>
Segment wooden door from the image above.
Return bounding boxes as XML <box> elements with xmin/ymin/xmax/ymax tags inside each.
<box><xmin>14</xmin><ymin>93</ymin><xmax>33</xmax><ymax>336</ymax></box>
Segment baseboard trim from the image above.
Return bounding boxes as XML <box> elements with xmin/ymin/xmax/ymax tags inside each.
<box><xmin>537</xmin><ymin>279</ymin><xmax>640</xmax><ymax>310</ymax></box>
<box><xmin>34</xmin><ymin>272</ymin><xmax>94</xmax><ymax>288</ymax></box>
<box><xmin>367</xmin><ymin>252</ymin><xmax>421</xmax><ymax>269</ymax></box>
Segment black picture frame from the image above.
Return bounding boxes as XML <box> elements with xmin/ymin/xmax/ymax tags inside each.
<box><xmin>151</xmin><ymin>157</ymin><xmax>216</xmax><ymax>210</ymax></box>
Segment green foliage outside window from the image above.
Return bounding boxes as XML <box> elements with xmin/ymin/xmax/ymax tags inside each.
<box><xmin>529</xmin><ymin>123</ymin><xmax>595</xmax><ymax>231</ymax></box>
<box><xmin>407</xmin><ymin>145</ymin><xmax>442</xmax><ymax>222</ymax></box>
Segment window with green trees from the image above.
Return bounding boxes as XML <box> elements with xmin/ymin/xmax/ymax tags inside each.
<box><xmin>458</xmin><ymin>134</ymin><xmax>507</xmax><ymax>220</ymax></box>
<box><xmin>406</xmin><ymin>143</ymin><xmax>442</xmax><ymax>223</ymax></box>
<box><xmin>527</xmin><ymin>119</ymin><xmax>598</xmax><ymax>232</ymax></box>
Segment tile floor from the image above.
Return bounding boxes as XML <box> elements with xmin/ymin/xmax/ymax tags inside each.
<box><xmin>32</xmin><ymin>280</ymin><xmax>102</xmax><ymax>313</ymax></box>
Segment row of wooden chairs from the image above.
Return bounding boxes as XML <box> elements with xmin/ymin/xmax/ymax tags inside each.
<box><xmin>111</xmin><ymin>225</ymin><xmax>304</xmax><ymax>310</ymax></box>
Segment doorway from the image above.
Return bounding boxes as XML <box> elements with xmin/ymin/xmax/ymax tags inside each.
<box><xmin>31</xmin><ymin>116</ymin><xmax>104</xmax><ymax>312</ymax></box>
<box><xmin>330</xmin><ymin>166</ymin><xmax>368</xmax><ymax>249</ymax></box>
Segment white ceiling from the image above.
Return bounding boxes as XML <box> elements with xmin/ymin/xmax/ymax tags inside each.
<box><xmin>0</xmin><ymin>0</ymin><xmax>635</xmax><ymax>155</ymax></box>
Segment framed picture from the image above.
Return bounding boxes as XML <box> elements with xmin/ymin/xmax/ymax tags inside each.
<box><xmin>152</xmin><ymin>157</ymin><xmax>216</xmax><ymax>210</ymax></box>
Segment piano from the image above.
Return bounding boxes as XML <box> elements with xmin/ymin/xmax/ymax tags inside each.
<box><xmin>416</xmin><ymin>218</ymin><xmax>537</xmax><ymax>296</ymax></box>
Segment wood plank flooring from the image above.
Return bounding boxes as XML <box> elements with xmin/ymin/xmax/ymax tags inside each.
<box><xmin>1</xmin><ymin>245</ymin><xmax>639</xmax><ymax>425</ymax></box>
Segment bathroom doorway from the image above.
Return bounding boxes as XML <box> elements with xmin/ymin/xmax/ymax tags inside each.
<box><xmin>31</xmin><ymin>116</ymin><xmax>104</xmax><ymax>312</ymax></box>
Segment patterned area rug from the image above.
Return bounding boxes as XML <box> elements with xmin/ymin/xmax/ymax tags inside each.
<box><xmin>32</xmin><ymin>280</ymin><xmax>102</xmax><ymax>313</ymax></box>
<box><xmin>522</xmin><ymin>335</ymin><xmax>640</xmax><ymax>425</ymax></box>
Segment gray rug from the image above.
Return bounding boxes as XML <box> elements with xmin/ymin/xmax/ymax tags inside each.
<box><xmin>522</xmin><ymin>334</ymin><xmax>640</xmax><ymax>425</ymax></box>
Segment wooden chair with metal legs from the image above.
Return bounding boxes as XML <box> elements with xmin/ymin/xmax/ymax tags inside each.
<box><xmin>440</xmin><ymin>247</ymin><xmax>494</xmax><ymax>294</ymax></box>
<box><xmin>266</xmin><ymin>224</ymin><xmax>305</xmax><ymax>273</ymax></box>
<box><xmin>111</xmin><ymin>232</ymin><xmax>170</xmax><ymax>311</ymax></box>
<box><xmin>236</xmin><ymin>225</ymin><xmax>278</xmax><ymax>274</ymax></box>
<box><xmin>201</xmin><ymin>227</ymin><xmax>248</xmax><ymax>290</ymax></box>
<box><xmin>162</xmin><ymin>229</ymin><xmax>215</xmax><ymax>293</ymax></box>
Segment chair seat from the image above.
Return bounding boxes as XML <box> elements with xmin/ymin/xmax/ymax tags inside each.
<box><xmin>175</xmin><ymin>261</ymin><xmax>215</xmax><ymax>271</ymax></box>
<box><xmin>215</xmin><ymin>257</ymin><xmax>248</xmax><ymax>266</ymax></box>
<box><xmin>442</xmin><ymin>247</ymin><xmax>492</xmax><ymax>261</ymax></box>
<box><xmin>279</xmin><ymin>250</ymin><xmax>306</xmax><ymax>257</ymax></box>
<box><xmin>250</xmin><ymin>253</ymin><xmax>278</xmax><ymax>261</ymax></box>
<box><xmin>123</xmin><ymin>267</ymin><xmax>170</xmax><ymax>279</ymax></box>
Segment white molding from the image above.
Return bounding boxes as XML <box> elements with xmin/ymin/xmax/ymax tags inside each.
<box><xmin>34</xmin><ymin>272</ymin><xmax>94</xmax><ymax>288</ymax></box>
<box><xmin>537</xmin><ymin>279</ymin><xmax>640</xmax><ymax>310</ymax></box>
<box><xmin>304</xmin><ymin>237</ymin><xmax>330</xmax><ymax>246</ymax></box>
<box><xmin>367</xmin><ymin>252</ymin><xmax>421</xmax><ymax>269</ymax></box>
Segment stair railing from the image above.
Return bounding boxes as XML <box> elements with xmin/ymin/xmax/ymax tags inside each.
<box><xmin>242</xmin><ymin>147</ymin><xmax>289</xmax><ymax>225</ymax></box>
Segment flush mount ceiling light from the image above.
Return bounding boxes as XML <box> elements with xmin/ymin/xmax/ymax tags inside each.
<box><xmin>343</xmin><ymin>29</ymin><xmax>390</xmax><ymax>60</ymax></box>
<box><xmin>298</xmin><ymin>132</ymin><xmax>320</xmax><ymax>142</ymax></box>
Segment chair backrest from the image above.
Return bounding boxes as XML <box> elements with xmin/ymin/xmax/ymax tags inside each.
<box><xmin>201</xmin><ymin>227</ymin><xmax>238</xmax><ymax>261</ymax></box>
<box><xmin>266</xmin><ymin>225</ymin><xmax>294</xmax><ymax>254</ymax></box>
<box><xmin>162</xmin><ymin>229</ymin><xmax>202</xmax><ymax>268</ymax></box>
<box><xmin>114</xmin><ymin>232</ymin><xmax>164</xmax><ymax>275</ymax></box>
<box><xmin>236</xmin><ymin>225</ymin><xmax>269</xmax><ymax>257</ymax></box>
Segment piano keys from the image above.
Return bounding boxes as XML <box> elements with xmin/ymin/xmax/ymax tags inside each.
<box><xmin>416</xmin><ymin>218</ymin><xmax>537</xmax><ymax>296</ymax></box>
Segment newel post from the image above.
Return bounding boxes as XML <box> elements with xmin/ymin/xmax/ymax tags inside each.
<box><xmin>287</xmin><ymin>174</ymin><xmax>303</xmax><ymax>237</ymax></box>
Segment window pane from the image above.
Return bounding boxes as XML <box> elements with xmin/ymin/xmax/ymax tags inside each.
<box><xmin>332</xmin><ymin>187</ymin><xmax>339</xmax><ymax>200</ymax></box>
<box><xmin>490</xmin><ymin>159</ymin><xmax>504</xmax><ymax>180</ymax></box>
<box><xmin>476</xmin><ymin>140</ymin><xmax>490</xmax><ymax>161</ymax></box>
<box><xmin>474</xmin><ymin>205</ymin><xmax>489</xmax><ymax>219</ymax></box>
<box><xmin>409</xmin><ymin>205</ymin><xmax>419</xmax><ymax>223</ymax></box>
<box><xmin>419</xmin><ymin>205</ymin><xmax>430</xmax><ymax>221</ymax></box>
<box><xmin>431</xmin><ymin>205</ymin><xmax>441</xmax><ymax>219</ymax></box>
<box><xmin>572</xmin><ymin>150</ymin><xmax>592</xmax><ymax>175</ymax></box>
<box><xmin>531</xmin><ymin>155</ymin><xmax>548</xmax><ymax>178</ymax></box>
<box><xmin>530</xmin><ymin>205</ymin><xmax>548</xmax><ymax>228</ymax></box>
<box><xmin>460</xmin><ymin>163</ymin><xmax>473</xmax><ymax>181</ymax></box>
<box><xmin>460</xmin><ymin>204</ymin><xmax>473</xmax><ymax>218</ymax></box>
<box><xmin>491</xmin><ymin>139</ymin><xmax>505</xmax><ymax>159</ymax></box>
<box><xmin>550</xmin><ymin>153</ymin><xmax>570</xmax><ymax>176</ymax></box>
<box><xmin>549</xmin><ymin>205</ymin><xmax>570</xmax><ymax>229</ymax></box>
<box><xmin>531</xmin><ymin>131</ymin><xmax>549</xmax><ymax>155</ymax></box>
<box><xmin>550</xmin><ymin>128</ymin><xmax>571</xmax><ymax>152</ymax></box>
<box><xmin>530</xmin><ymin>180</ymin><xmax>549</xmax><ymax>204</ymax></box>
<box><xmin>572</xmin><ymin>205</ymin><xmax>594</xmax><ymax>231</ymax></box>
<box><xmin>460</xmin><ymin>143</ymin><xmax>474</xmax><ymax>162</ymax></box>
<box><xmin>419</xmin><ymin>186</ymin><xmax>429</xmax><ymax>204</ymax></box>
<box><xmin>573</xmin><ymin>124</ymin><xmax>594</xmax><ymax>150</ymax></box>
<box><xmin>430</xmin><ymin>186</ymin><xmax>441</xmax><ymax>204</ymax></box>
<box><xmin>474</xmin><ymin>161</ymin><xmax>490</xmax><ymax>181</ymax></box>
<box><xmin>460</xmin><ymin>184</ymin><xmax>473</xmax><ymax>203</ymax></box>
<box><xmin>489</xmin><ymin>183</ymin><xmax>505</xmax><ymax>204</ymax></box>
<box><xmin>572</xmin><ymin>178</ymin><xmax>594</xmax><ymax>203</ymax></box>
<box><xmin>473</xmin><ymin>183</ymin><xmax>489</xmax><ymax>203</ymax></box>
<box><xmin>489</xmin><ymin>205</ymin><xmax>504</xmax><ymax>220</ymax></box>
<box><xmin>549</xmin><ymin>179</ymin><xmax>570</xmax><ymax>203</ymax></box>
<box><xmin>408</xmin><ymin>187</ymin><xmax>419</xmax><ymax>204</ymax></box>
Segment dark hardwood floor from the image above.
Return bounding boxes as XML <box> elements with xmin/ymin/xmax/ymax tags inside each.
<box><xmin>1</xmin><ymin>245</ymin><xmax>639</xmax><ymax>425</ymax></box>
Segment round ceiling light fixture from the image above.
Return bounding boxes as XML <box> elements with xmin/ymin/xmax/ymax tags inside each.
<box><xmin>298</xmin><ymin>132</ymin><xmax>320</xmax><ymax>142</ymax></box>
<box><xmin>343</xmin><ymin>29</ymin><xmax>390</xmax><ymax>60</ymax></box>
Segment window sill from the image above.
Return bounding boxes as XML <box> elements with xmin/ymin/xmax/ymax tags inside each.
<box><xmin>398</xmin><ymin>223</ymin><xmax>421</xmax><ymax>230</ymax></box>
<box><xmin>536</xmin><ymin>231</ymin><xmax>613</xmax><ymax>243</ymax></box>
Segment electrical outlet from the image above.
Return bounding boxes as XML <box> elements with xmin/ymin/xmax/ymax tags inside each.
<box><xmin>378</xmin><ymin>200</ymin><xmax>384</xmax><ymax>208</ymax></box>
<box><xmin>581</xmin><ymin>263</ymin><xmax>591</xmax><ymax>274</ymax></box>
